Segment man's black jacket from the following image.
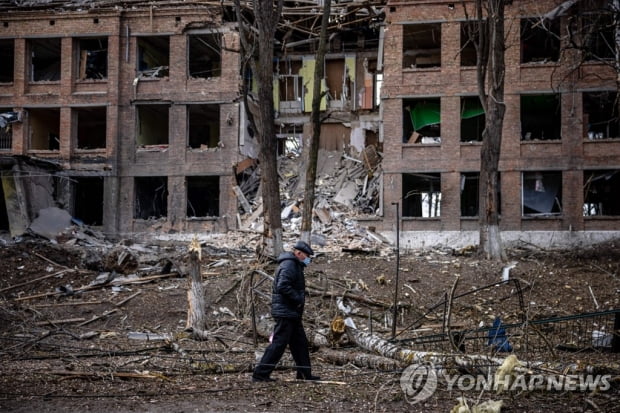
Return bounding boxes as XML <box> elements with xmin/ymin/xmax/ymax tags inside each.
<box><xmin>271</xmin><ymin>252</ymin><xmax>306</xmax><ymax>318</ymax></box>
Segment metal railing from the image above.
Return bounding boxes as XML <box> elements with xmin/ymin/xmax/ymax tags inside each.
<box><xmin>0</xmin><ymin>129</ymin><xmax>11</xmax><ymax>150</ymax></box>
<box><xmin>396</xmin><ymin>309</ymin><xmax>620</xmax><ymax>355</ymax></box>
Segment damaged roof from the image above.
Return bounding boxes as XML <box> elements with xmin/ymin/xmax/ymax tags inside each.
<box><xmin>0</xmin><ymin>0</ymin><xmax>387</xmax><ymax>55</ymax></box>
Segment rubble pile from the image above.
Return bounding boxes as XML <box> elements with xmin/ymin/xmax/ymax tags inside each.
<box><xmin>236</xmin><ymin>145</ymin><xmax>390</xmax><ymax>255</ymax></box>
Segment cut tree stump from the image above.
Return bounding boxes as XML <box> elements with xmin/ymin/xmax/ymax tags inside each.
<box><xmin>186</xmin><ymin>238</ymin><xmax>208</xmax><ymax>340</ymax></box>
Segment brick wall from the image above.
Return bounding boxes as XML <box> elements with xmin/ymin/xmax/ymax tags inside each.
<box><xmin>381</xmin><ymin>0</ymin><xmax>620</xmax><ymax>233</ymax></box>
<box><xmin>0</xmin><ymin>7</ymin><xmax>242</xmax><ymax>236</ymax></box>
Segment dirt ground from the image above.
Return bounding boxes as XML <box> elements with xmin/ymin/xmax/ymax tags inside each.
<box><xmin>0</xmin><ymin>235</ymin><xmax>619</xmax><ymax>412</ymax></box>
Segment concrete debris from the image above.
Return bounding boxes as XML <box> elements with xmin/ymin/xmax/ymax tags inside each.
<box><xmin>236</xmin><ymin>146</ymin><xmax>389</xmax><ymax>255</ymax></box>
<box><xmin>28</xmin><ymin>207</ymin><xmax>73</xmax><ymax>241</ymax></box>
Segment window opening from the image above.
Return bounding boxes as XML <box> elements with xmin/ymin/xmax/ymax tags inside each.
<box><xmin>582</xmin><ymin>12</ymin><xmax>614</xmax><ymax>61</ymax></box>
<box><xmin>521</xmin><ymin>94</ymin><xmax>561</xmax><ymax>141</ymax></box>
<box><xmin>73</xmin><ymin>177</ymin><xmax>103</xmax><ymax>226</ymax></box>
<box><xmin>28</xmin><ymin>108</ymin><xmax>60</xmax><ymax>150</ymax></box>
<box><xmin>187</xmin><ymin>176</ymin><xmax>220</xmax><ymax>218</ymax></box>
<box><xmin>403</xmin><ymin>23</ymin><xmax>441</xmax><ymax>69</ymax></box>
<box><xmin>461</xmin><ymin>172</ymin><xmax>479</xmax><ymax>217</ymax></box>
<box><xmin>0</xmin><ymin>39</ymin><xmax>14</xmax><ymax>83</ymax></box>
<box><xmin>77</xmin><ymin>38</ymin><xmax>108</xmax><ymax>80</ymax></box>
<box><xmin>136</xmin><ymin>105</ymin><xmax>169</xmax><ymax>146</ymax></box>
<box><xmin>522</xmin><ymin>171</ymin><xmax>562</xmax><ymax>216</ymax></box>
<box><xmin>188</xmin><ymin>34</ymin><xmax>222</xmax><ymax>78</ymax></box>
<box><xmin>30</xmin><ymin>38</ymin><xmax>61</xmax><ymax>81</ymax></box>
<box><xmin>137</xmin><ymin>36</ymin><xmax>169</xmax><ymax>78</ymax></box>
<box><xmin>460</xmin><ymin>21</ymin><xmax>485</xmax><ymax>67</ymax></box>
<box><xmin>521</xmin><ymin>18</ymin><xmax>560</xmax><ymax>64</ymax></box>
<box><xmin>0</xmin><ymin>109</ymin><xmax>20</xmax><ymax>150</ymax></box>
<box><xmin>276</xmin><ymin>59</ymin><xmax>304</xmax><ymax>113</ymax></box>
<box><xmin>325</xmin><ymin>58</ymin><xmax>352</xmax><ymax>109</ymax></box>
<box><xmin>76</xmin><ymin>106</ymin><xmax>106</xmax><ymax>149</ymax></box>
<box><xmin>583</xmin><ymin>91</ymin><xmax>618</xmax><ymax>139</ymax></box>
<box><xmin>188</xmin><ymin>104</ymin><xmax>220</xmax><ymax>149</ymax></box>
<box><xmin>583</xmin><ymin>170</ymin><xmax>620</xmax><ymax>216</ymax></box>
<box><xmin>460</xmin><ymin>96</ymin><xmax>485</xmax><ymax>142</ymax></box>
<box><xmin>460</xmin><ymin>172</ymin><xmax>501</xmax><ymax>217</ymax></box>
<box><xmin>134</xmin><ymin>176</ymin><xmax>168</xmax><ymax>219</ymax></box>
<box><xmin>403</xmin><ymin>98</ymin><xmax>441</xmax><ymax>143</ymax></box>
<box><xmin>276</xmin><ymin>124</ymin><xmax>303</xmax><ymax>156</ymax></box>
<box><xmin>403</xmin><ymin>173</ymin><xmax>441</xmax><ymax>217</ymax></box>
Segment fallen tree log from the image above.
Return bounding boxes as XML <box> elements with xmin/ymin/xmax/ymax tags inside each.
<box><xmin>51</xmin><ymin>370</ymin><xmax>167</xmax><ymax>380</ymax></box>
<box><xmin>317</xmin><ymin>348</ymin><xmax>402</xmax><ymax>371</ymax></box>
<box><xmin>345</xmin><ymin>326</ymin><xmax>620</xmax><ymax>376</ymax></box>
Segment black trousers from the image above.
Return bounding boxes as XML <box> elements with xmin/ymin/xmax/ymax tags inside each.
<box><xmin>253</xmin><ymin>317</ymin><xmax>312</xmax><ymax>379</ymax></box>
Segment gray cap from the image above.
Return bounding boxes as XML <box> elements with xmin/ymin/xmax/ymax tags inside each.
<box><xmin>293</xmin><ymin>240</ymin><xmax>314</xmax><ymax>256</ymax></box>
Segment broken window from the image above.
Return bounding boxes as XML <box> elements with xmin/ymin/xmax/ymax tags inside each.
<box><xmin>461</xmin><ymin>172</ymin><xmax>479</xmax><ymax>217</ymax></box>
<box><xmin>28</xmin><ymin>107</ymin><xmax>60</xmax><ymax>150</ymax></box>
<box><xmin>460</xmin><ymin>96</ymin><xmax>485</xmax><ymax>142</ymax></box>
<box><xmin>76</xmin><ymin>106</ymin><xmax>106</xmax><ymax>149</ymax></box>
<box><xmin>136</xmin><ymin>104</ymin><xmax>169</xmax><ymax>146</ymax></box>
<box><xmin>403</xmin><ymin>23</ymin><xmax>441</xmax><ymax>69</ymax></box>
<box><xmin>73</xmin><ymin>177</ymin><xmax>103</xmax><ymax>226</ymax></box>
<box><xmin>521</xmin><ymin>18</ymin><xmax>560</xmax><ymax>64</ymax></box>
<box><xmin>583</xmin><ymin>170</ymin><xmax>620</xmax><ymax>216</ymax></box>
<box><xmin>460</xmin><ymin>21</ymin><xmax>485</xmax><ymax>67</ymax></box>
<box><xmin>188</xmin><ymin>33</ymin><xmax>222</xmax><ymax>78</ymax></box>
<box><xmin>134</xmin><ymin>176</ymin><xmax>168</xmax><ymax>219</ymax></box>
<box><xmin>188</xmin><ymin>104</ymin><xmax>220</xmax><ymax>149</ymax></box>
<box><xmin>521</xmin><ymin>94</ymin><xmax>561</xmax><ymax>141</ymax></box>
<box><xmin>460</xmin><ymin>172</ymin><xmax>501</xmax><ymax>217</ymax></box>
<box><xmin>403</xmin><ymin>173</ymin><xmax>441</xmax><ymax>218</ymax></box>
<box><xmin>583</xmin><ymin>91</ymin><xmax>619</xmax><ymax>139</ymax></box>
<box><xmin>0</xmin><ymin>39</ymin><xmax>14</xmax><ymax>83</ymax></box>
<box><xmin>276</xmin><ymin>124</ymin><xmax>303</xmax><ymax>156</ymax></box>
<box><xmin>522</xmin><ymin>171</ymin><xmax>562</xmax><ymax>216</ymax></box>
<box><xmin>403</xmin><ymin>98</ymin><xmax>441</xmax><ymax>144</ymax></box>
<box><xmin>187</xmin><ymin>176</ymin><xmax>219</xmax><ymax>218</ymax></box>
<box><xmin>137</xmin><ymin>36</ymin><xmax>169</xmax><ymax>78</ymax></box>
<box><xmin>0</xmin><ymin>109</ymin><xmax>19</xmax><ymax>150</ymax></box>
<box><xmin>581</xmin><ymin>11</ymin><xmax>614</xmax><ymax>61</ymax></box>
<box><xmin>276</xmin><ymin>59</ymin><xmax>303</xmax><ymax>113</ymax></box>
<box><xmin>29</xmin><ymin>38</ymin><xmax>61</xmax><ymax>82</ymax></box>
<box><xmin>76</xmin><ymin>37</ymin><xmax>108</xmax><ymax>80</ymax></box>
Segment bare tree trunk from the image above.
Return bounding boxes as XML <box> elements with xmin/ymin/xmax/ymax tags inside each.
<box><xmin>615</xmin><ymin>0</ymin><xmax>620</xmax><ymax>123</ymax></box>
<box><xmin>477</xmin><ymin>0</ymin><xmax>506</xmax><ymax>261</ymax></box>
<box><xmin>300</xmin><ymin>0</ymin><xmax>331</xmax><ymax>244</ymax></box>
<box><xmin>235</xmin><ymin>0</ymin><xmax>284</xmax><ymax>257</ymax></box>
<box><xmin>318</xmin><ymin>348</ymin><xmax>402</xmax><ymax>370</ymax></box>
<box><xmin>255</xmin><ymin>0</ymin><xmax>284</xmax><ymax>257</ymax></box>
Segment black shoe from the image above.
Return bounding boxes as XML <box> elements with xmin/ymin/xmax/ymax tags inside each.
<box><xmin>252</xmin><ymin>375</ymin><xmax>276</xmax><ymax>382</ymax></box>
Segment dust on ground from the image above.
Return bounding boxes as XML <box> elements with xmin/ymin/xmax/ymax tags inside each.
<box><xmin>0</xmin><ymin>236</ymin><xmax>619</xmax><ymax>412</ymax></box>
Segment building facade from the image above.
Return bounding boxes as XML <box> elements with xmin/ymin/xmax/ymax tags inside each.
<box><xmin>380</xmin><ymin>0</ymin><xmax>620</xmax><ymax>247</ymax></box>
<box><xmin>1</xmin><ymin>0</ymin><xmax>619</xmax><ymax>247</ymax></box>
<box><xmin>0</xmin><ymin>2</ymin><xmax>243</xmax><ymax>237</ymax></box>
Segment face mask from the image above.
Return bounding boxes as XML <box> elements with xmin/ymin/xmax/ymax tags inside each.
<box><xmin>302</xmin><ymin>257</ymin><xmax>312</xmax><ymax>266</ymax></box>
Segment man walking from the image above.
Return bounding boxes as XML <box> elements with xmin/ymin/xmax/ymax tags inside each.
<box><xmin>252</xmin><ymin>240</ymin><xmax>320</xmax><ymax>382</ymax></box>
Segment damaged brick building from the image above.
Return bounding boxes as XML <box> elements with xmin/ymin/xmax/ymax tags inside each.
<box><xmin>0</xmin><ymin>0</ymin><xmax>244</xmax><ymax>237</ymax></box>
<box><xmin>0</xmin><ymin>0</ymin><xmax>619</xmax><ymax>247</ymax></box>
<box><xmin>380</xmin><ymin>0</ymin><xmax>620</xmax><ymax>247</ymax></box>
